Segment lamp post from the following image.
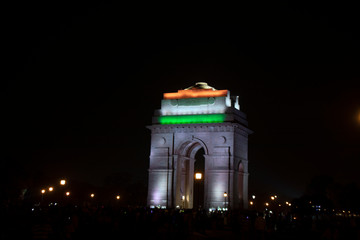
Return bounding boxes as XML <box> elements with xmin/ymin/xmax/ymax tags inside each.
<box><xmin>224</xmin><ymin>192</ymin><xmax>228</xmax><ymax>210</ymax></box>
<box><xmin>195</xmin><ymin>173</ymin><xmax>202</xmax><ymax>209</ymax></box>
<box><xmin>41</xmin><ymin>189</ymin><xmax>46</xmax><ymax>201</ymax></box>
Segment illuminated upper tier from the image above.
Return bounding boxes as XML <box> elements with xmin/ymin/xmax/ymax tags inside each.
<box><xmin>153</xmin><ymin>82</ymin><xmax>247</xmax><ymax>125</ymax></box>
<box><xmin>163</xmin><ymin>82</ymin><xmax>228</xmax><ymax>100</ymax></box>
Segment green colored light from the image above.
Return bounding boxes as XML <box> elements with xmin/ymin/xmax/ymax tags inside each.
<box><xmin>159</xmin><ymin>114</ymin><xmax>226</xmax><ymax>124</ymax></box>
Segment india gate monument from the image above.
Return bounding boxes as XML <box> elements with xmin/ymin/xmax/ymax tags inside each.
<box><xmin>147</xmin><ymin>82</ymin><xmax>252</xmax><ymax>210</ymax></box>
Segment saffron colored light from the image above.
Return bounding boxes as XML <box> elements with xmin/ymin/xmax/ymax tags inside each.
<box><xmin>164</xmin><ymin>89</ymin><xmax>228</xmax><ymax>99</ymax></box>
<box><xmin>159</xmin><ymin>114</ymin><xmax>226</xmax><ymax>124</ymax></box>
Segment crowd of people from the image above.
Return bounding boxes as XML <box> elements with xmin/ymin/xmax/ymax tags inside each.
<box><xmin>1</xmin><ymin>201</ymin><xmax>360</xmax><ymax>239</ymax></box>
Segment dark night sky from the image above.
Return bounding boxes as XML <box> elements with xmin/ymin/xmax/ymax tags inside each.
<box><xmin>3</xmin><ymin>2</ymin><xmax>360</xmax><ymax>199</ymax></box>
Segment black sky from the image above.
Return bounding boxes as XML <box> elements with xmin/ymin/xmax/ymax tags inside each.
<box><xmin>3</xmin><ymin>2</ymin><xmax>360</xmax><ymax>199</ymax></box>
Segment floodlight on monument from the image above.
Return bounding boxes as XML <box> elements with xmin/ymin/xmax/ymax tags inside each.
<box><xmin>195</xmin><ymin>173</ymin><xmax>202</xmax><ymax>180</ymax></box>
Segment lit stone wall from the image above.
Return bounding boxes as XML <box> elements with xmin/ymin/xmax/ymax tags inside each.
<box><xmin>147</xmin><ymin>83</ymin><xmax>252</xmax><ymax>210</ymax></box>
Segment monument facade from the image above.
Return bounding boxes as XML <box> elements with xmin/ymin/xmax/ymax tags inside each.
<box><xmin>147</xmin><ymin>82</ymin><xmax>252</xmax><ymax>210</ymax></box>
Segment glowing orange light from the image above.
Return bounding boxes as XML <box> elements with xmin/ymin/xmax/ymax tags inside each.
<box><xmin>195</xmin><ymin>173</ymin><xmax>202</xmax><ymax>180</ymax></box>
<box><xmin>164</xmin><ymin>89</ymin><xmax>228</xmax><ymax>99</ymax></box>
<box><xmin>65</xmin><ymin>192</ymin><xmax>70</xmax><ymax>196</ymax></box>
<box><xmin>249</xmin><ymin>201</ymin><xmax>254</xmax><ymax>205</ymax></box>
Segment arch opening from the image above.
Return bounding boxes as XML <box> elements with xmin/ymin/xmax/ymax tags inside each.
<box><xmin>193</xmin><ymin>147</ymin><xmax>205</xmax><ymax>210</ymax></box>
<box><xmin>177</xmin><ymin>141</ymin><xmax>207</xmax><ymax>209</ymax></box>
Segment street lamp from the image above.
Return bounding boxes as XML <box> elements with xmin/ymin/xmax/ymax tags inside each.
<box><xmin>195</xmin><ymin>173</ymin><xmax>202</xmax><ymax>180</ymax></box>
<box><xmin>49</xmin><ymin>187</ymin><xmax>54</xmax><ymax>192</ymax></box>
<box><xmin>65</xmin><ymin>191</ymin><xmax>70</xmax><ymax>196</ymax></box>
<box><xmin>224</xmin><ymin>192</ymin><xmax>228</xmax><ymax>210</ymax></box>
<box><xmin>194</xmin><ymin>173</ymin><xmax>203</xmax><ymax>209</ymax></box>
<box><xmin>116</xmin><ymin>195</ymin><xmax>120</xmax><ymax>200</ymax></box>
<box><xmin>41</xmin><ymin>189</ymin><xmax>46</xmax><ymax>201</ymax></box>
<box><xmin>60</xmin><ymin>179</ymin><xmax>66</xmax><ymax>185</ymax></box>
<box><xmin>90</xmin><ymin>193</ymin><xmax>95</xmax><ymax>198</ymax></box>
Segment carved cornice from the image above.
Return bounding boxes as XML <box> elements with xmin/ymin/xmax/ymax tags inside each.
<box><xmin>147</xmin><ymin>123</ymin><xmax>252</xmax><ymax>135</ymax></box>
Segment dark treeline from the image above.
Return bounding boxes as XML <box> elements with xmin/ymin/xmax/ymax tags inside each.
<box><xmin>293</xmin><ymin>175</ymin><xmax>360</xmax><ymax>214</ymax></box>
<box><xmin>1</xmin><ymin>173</ymin><xmax>360</xmax><ymax>239</ymax></box>
<box><xmin>2</xmin><ymin>201</ymin><xmax>360</xmax><ymax>240</ymax></box>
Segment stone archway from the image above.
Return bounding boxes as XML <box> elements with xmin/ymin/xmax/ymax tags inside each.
<box><xmin>174</xmin><ymin>140</ymin><xmax>208</xmax><ymax>209</ymax></box>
